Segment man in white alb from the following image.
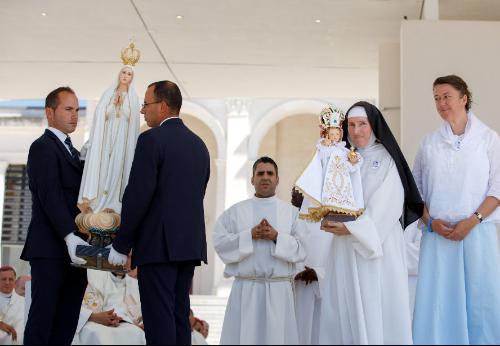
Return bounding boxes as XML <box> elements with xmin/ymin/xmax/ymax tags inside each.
<box><xmin>0</xmin><ymin>266</ymin><xmax>25</xmax><ymax>345</ymax></box>
<box><xmin>214</xmin><ymin>156</ymin><xmax>308</xmax><ymax>345</ymax></box>
<box><xmin>73</xmin><ymin>258</ymin><xmax>145</xmax><ymax>345</ymax></box>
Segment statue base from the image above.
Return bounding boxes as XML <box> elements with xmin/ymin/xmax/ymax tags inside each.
<box><xmin>320</xmin><ymin>212</ymin><xmax>356</xmax><ymax>230</ymax></box>
<box><xmin>71</xmin><ymin>226</ymin><xmax>127</xmax><ymax>274</ymax></box>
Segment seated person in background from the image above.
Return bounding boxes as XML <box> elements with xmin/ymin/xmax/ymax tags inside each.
<box><xmin>72</xmin><ymin>256</ymin><xmax>145</xmax><ymax>345</ymax></box>
<box><xmin>189</xmin><ymin>309</ymin><xmax>209</xmax><ymax>345</ymax></box>
<box><xmin>14</xmin><ymin>275</ymin><xmax>31</xmax><ymax>297</ymax></box>
<box><xmin>0</xmin><ymin>266</ymin><xmax>25</xmax><ymax>345</ymax></box>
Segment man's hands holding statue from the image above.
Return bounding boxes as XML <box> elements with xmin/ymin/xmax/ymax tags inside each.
<box><xmin>65</xmin><ymin>232</ymin><xmax>89</xmax><ymax>265</ymax></box>
<box><xmin>65</xmin><ymin>229</ymin><xmax>128</xmax><ymax>267</ymax></box>
<box><xmin>108</xmin><ymin>246</ymin><xmax>128</xmax><ymax>266</ymax></box>
<box><xmin>252</xmin><ymin>219</ymin><xmax>278</xmax><ymax>242</ymax></box>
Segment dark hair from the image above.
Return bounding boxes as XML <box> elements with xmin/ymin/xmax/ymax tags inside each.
<box><xmin>0</xmin><ymin>266</ymin><xmax>16</xmax><ymax>277</ymax></box>
<box><xmin>45</xmin><ymin>86</ymin><xmax>75</xmax><ymax>110</ymax></box>
<box><xmin>252</xmin><ymin>156</ymin><xmax>279</xmax><ymax>177</ymax></box>
<box><xmin>433</xmin><ymin>75</ymin><xmax>473</xmax><ymax>111</ymax></box>
<box><xmin>148</xmin><ymin>80</ymin><xmax>182</xmax><ymax>113</ymax></box>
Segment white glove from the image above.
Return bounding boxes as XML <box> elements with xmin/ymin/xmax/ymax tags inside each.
<box><xmin>79</xmin><ymin>141</ymin><xmax>90</xmax><ymax>160</ymax></box>
<box><xmin>108</xmin><ymin>246</ymin><xmax>127</xmax><ymax>266</ymax></box>
<box><xmin>64</xmin><ymin>233</ymin><xmax>89</xmax><ymax>265</ymax></box>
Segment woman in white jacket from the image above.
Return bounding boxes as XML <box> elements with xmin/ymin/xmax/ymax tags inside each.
<box><xmin>412</xmin><ymin>75</ymin><xmax>500</xmax><ymax>345</ymax></box>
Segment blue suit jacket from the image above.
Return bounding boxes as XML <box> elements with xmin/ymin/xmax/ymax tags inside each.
<box><xmin>113</xmin><ymin>118</ymin><xmax>210</xmax><ymax>266</ymax></box>
<box><xmin>21</xmin><ymin>130</ymin><xmax>83</xmax><ymax>260</ymax></box>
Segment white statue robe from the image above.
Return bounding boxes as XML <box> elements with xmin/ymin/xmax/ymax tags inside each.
<box><xmin>214</xmin><ymin>196</ymin><xmax>308</xmax><ymax>345</ymax></box>
<box><xmin>0</xmin><ymin>292</ymin><xmax>25</xmax><ymax>345</ymax></box>
<box><xmin>72</xmin><ymin>270</ymin><xmax>145</xmax><ymax>345</ymax></box>
<box><xmin>296</xmin><ymin>141</ymin><xmax>364</xmax><ymax>218</ymax></box>
<box><xmin>318</xmin><ymin>143</ymin><xmax>413</xmax><ymax>345</ymax></box>
<box><xmin>294</xmin><ymin>198</ymin><xmax>333</xmax><ymax>345</ymax></box>
<box><xmin>79</xmin><ymin>86</ymin><xmax>140</xmax><ymax>214</ymax></box>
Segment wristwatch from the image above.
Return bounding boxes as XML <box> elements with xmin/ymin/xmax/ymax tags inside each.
<box><xmin>473</xmin><ymin>211</ymin><xmax>483</xmax><ymax>223</ymax></box>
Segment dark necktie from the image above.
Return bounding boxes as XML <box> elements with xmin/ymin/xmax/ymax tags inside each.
<box><xmin>64</xmin><ymin>136</ymin><xmax>81</xmax><ymax>163</ymax></box>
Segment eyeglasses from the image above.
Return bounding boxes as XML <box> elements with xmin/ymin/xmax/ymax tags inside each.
<box><xmin>141</xmin><ymin>100</ymin><xmax>162</xmax><ymax>109</ymax></box>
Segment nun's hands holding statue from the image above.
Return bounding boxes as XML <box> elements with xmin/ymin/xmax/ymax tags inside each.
<box><xmin>321</xmin><ymin>221</ymin><xmax>351</xmax><ymax>236</ymax></box>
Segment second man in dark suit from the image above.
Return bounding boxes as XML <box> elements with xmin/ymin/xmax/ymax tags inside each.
<box><xmin>109</xmin><ymin>80</ymin><xmax>210</xmax><ymax>345</ymax></box>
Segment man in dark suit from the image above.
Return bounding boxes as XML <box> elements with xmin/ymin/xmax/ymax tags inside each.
<box><xmin>21</xmin><ymin>87</ymin><xmax>89</xmax><ymax>345</ymax></box>
<box><xmin>109</xmin><ymin>80</ymin><xmax>210</xmax><ymax>345</ymax></box>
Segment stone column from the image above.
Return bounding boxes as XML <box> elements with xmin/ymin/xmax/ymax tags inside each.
<box><xmin>212</xmin><ymin>158</ymin><xmax>227</xmax><ymax>292</ymax></box>
<box><xmin>224</xmin><ymin>98</ymin><xmax>252</xmax><ymax>209</ymax></box>
<box><xmin>422</xmin><ymin>0</ymin><xmax>439</xmax><ymax>20</ymax></box>
<box><xmin>213</xmin><ymin>98</ymin><xmax>252</xmax><ymax>296</ymax></box>
<box><xmin>379</xmin><ymin>42</ymin><xmax>401</xmax><ymax>143</ymax></box>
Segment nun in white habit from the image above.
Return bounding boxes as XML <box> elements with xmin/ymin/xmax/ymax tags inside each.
<box><xmin>318</xmin><ymin>102</ymin><xmax>424</xmax><ymax>345</ymax></box>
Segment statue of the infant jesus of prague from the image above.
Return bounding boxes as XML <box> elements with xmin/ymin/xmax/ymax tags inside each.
<box><xmin>295</xmin><ymin>104</ymin><xmax>365</xmax><ymax>226</ymax></box>
<box><xmin>74</xmin><ymin>42</ymin><xmax>141</xmax><ymax>271</ymax></box>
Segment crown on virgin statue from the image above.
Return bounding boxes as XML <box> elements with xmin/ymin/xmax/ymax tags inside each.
<box><xmin>319</xmin><ymin>104</ymin><xmax>345</xmax><ymax>130</ymax></box>
<box><xmin>120</xmin><ymin>41</ymin><xmax>141</xmax><ymax>66</ymax></box>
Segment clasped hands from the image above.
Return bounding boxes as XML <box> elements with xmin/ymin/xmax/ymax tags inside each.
<box><xmin>89</xmin><ymin>309</ymin><xmax>122</xmax><ymax>327</ymax></box>
<box><xmin>0</xmin><ymin>321</ymin><xmax>17</xmax><ymax>342</ymax></box>
<box><xmin>252</xmin><ymin>219</ymin><xmax>278</xmax><ymax>241</ymax></box>
<box><xmin>430</xmin><ymin>217</ymin><xmax>479</xmax><ymax>241</ymax></box>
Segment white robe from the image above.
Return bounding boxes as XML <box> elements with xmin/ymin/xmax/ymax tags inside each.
<box><xmin>404</xmin><ymin>221</ymin><xmax>422</xmax><ymax>316</ymax></box>
<box><xmin>214</xmin><ymin>196</ymin><xmax>307</xmax><ymax>345</ymax></box>
<box><xmin>0</xmin><ymin>292</ymin><xmax>25</xmax><ymax>345</ymax></box>
<box><xmin>319</xmin><ymin>143</ymin><xmax>413</xmax><ymax>345</ymax></box>
<box><xmin>72</xmin><ymin>270</ymin><xmax>145</xmax><ymax>345</ymax></box>
<box><xmin>294</xmin><ymin>198</ymin><xmax>333</xmax><ymax>345</ymax></box>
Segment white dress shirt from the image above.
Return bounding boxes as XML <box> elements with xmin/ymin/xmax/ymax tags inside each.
<box><xmin>47</xmin><ymin>127</ymin><xmax>72</xmax><ymax>155</ymax></box>
<box><xmin>159</xmin><ymin>116</ymin><xmax>180</xmax><ymax>127</ymax></box>
<box><xmin>413</xmin><ymin>113</ymin><xmax>500</xmax><ymax>224</ymax></box>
